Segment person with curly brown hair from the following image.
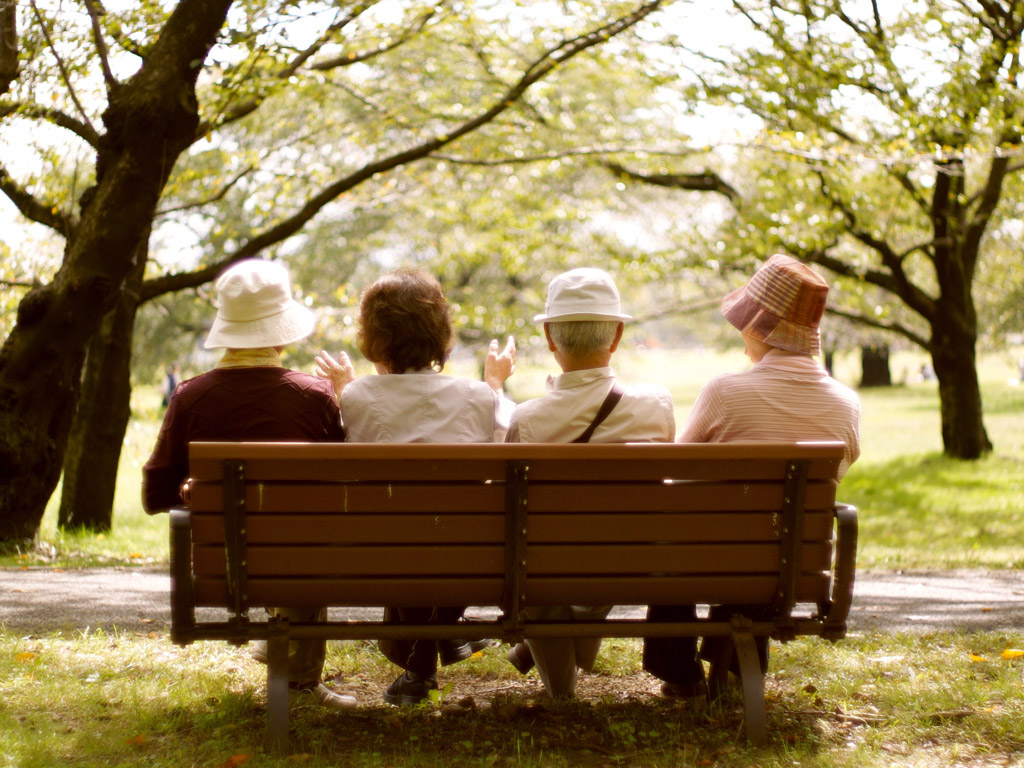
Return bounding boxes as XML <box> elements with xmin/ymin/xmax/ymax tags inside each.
<box><xmin>315</xmin><ymin>267</ymin><xmax>515</xmax><ymax>705</ymax></box>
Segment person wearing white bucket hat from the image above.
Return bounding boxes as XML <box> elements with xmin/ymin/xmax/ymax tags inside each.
<box><xmin>142</xmin><ymin>258</ymin><xmax>355</xmax><ymax>711</ymax></box>
<box><xmin>644</xmin><ymin>254</ymin><xmax>862</xmax><ymax>702</ymax></box>
<box><xmin>503</xmin><ymin>267</ymin><xmax>675</xmax><ymax>700</ymax></box>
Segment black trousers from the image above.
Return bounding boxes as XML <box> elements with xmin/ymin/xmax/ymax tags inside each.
<box><xmin>642</xmin><ymin>604</ymin><xmax>706</xmax><ymax>686</ymax></box>
<box><xmin>377</xmin><ymin>606</ymin><xmax>466</xmax><ymax>677</ymax></box>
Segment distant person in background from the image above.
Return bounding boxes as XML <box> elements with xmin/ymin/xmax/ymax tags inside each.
<box><xmin>644</xmin><ymin>254</ymin><xmax>861</xmax><ymax>700</ymax></box>
<box><xmin>315</xmin><ymin>267</ymin><xmax>515</xmax><ymax>706</ymax></box>
<box><xmin>503</xmin><ymin>267</ymin><xmax>675</xmax><ymax>700</ymax></box>
<box><xmin>160</xmin><ymin>363</ymin><xmax>180</xmax><ymax>408</ymax></box>
<box><xmin>142</xmin><ymin>258</ymin><xmax>353</xmax><ymax>711</ymax></box>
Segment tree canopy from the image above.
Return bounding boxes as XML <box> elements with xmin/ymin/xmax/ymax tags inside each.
<box><xmin>0</xmin><ymin>0</ymin><xmax>670</xmax><ymax>543</ymax></box>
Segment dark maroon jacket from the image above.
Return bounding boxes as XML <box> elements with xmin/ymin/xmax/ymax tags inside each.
<box><xmin>142</xmin><ymin>367</ymin><xmax>344</xmax><ymax>512</ymax></box>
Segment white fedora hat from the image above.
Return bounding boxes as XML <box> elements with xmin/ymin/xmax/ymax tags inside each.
<box><xmin>204</xmin><ymin>259</ymin><xmax>315</xmax><ymax>349</ymax></box>
<box><xmin>533</xmin><ymin>268</ymin><xmax>632</xmax><ymax>323</ymax></box>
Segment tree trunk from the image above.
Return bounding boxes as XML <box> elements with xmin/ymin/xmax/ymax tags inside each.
<box><xmin>0</xmin><ymin>0</ymin><xmax>232</xmax><ymax>546</ymax></box>
<box><xmin>859</xmin><ymin>345</ymin><xmax>892</xmax><ymax>388</ymax></box>
<box><xmin>930</xmin><ymin>319</ymin><xmax>992</xmax><ymax>459</ymax></box>
<box><xmin>57</xmin><ymin>256</ymin><xmax>145</xmax><ymax>532</ymax></box>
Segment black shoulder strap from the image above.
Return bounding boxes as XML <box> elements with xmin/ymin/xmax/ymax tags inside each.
<box><xmin>572</xmin><ymin>383</ymin><xmax>625</xmax><ymax>444</ymax></box>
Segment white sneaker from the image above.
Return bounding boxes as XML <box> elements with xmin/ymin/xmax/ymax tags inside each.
<box><xmin>289</xmin><ymin>682</ymin><xmax>357</xmax><ymax>710</ymax></box>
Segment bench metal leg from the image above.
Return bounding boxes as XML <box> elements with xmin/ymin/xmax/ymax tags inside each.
<box><xmin>265</xmin><ymin>618</ymin><xmax>290</xmax><ymax>753</ymax></box>
<box><xmin>733</xmin><ymin>628</ymin><xmax>767</xmax><ymax>746</ymax></box>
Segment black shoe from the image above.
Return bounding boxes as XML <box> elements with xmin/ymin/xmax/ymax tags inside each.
<box><xmin>439</xmin><ymin>638</ymin><xmax>496</xmax><ymax>666</ymax></box>
<box><xmin>507</xmin><ymin>642</ymin><xmax>534</xmax><ymax>674</ymax></box>
<box><xmin>384</xmin><ymin>671</ymin><xmax>438</xmax><ymax>706</ymax></box>
<box><xmin>660</xmin><ymin>679</ymin><xmax>708</xmax><ymax>702</ymax></box>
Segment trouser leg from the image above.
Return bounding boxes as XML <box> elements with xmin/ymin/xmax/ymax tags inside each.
<box><xmin>523</xmin><ymin>605</ymin><xmax>610</xmax><ymax>699</ymax></box>
<box><xmin>699</xmin><ymin>605</ymin><xmax>769</xmax><ymax>676</ymax></box>
<box><xmin>643</xmin><ymin>604</ymin><xmax>705</xmax><ymax>686</ymax></box>
<box><xmin>378</xmin><ymin>606</ymin><xmax>464</xmax><ymax>677</ymax></box>
<box><xmin>256</xmin><ymin>606</ymin><xmax>326</xmax><ymax>685</ymax></box>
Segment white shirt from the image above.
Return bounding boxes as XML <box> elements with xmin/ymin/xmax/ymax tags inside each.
<box><xmin>679</xmin><ymin>351</ymin><xmax>861</xmax><ymax>478</ymax></box>
<box><xmin>340</xmin><ymin>369</ymin><xmax>512</xmax><ymax>443</ymax></box>
<box><xmin>507</xmin><ymin>366</ymin><xmax>675</xmax><ymax>443</ymax></box>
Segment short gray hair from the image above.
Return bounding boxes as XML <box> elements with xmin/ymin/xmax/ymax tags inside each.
<box><xmin>547</xmin><ymin>320</ymin><xmax>620</xmax><ymax>356</ymax></box>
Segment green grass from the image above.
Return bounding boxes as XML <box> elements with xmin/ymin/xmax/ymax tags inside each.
<box><xmin>2</xmin><ymin>629</ymin><xmax>1023</xmax><ymax>767</ymax></box>
<box><xmin>6</xmin><ymin>345</ymin><xmax>1024</xmax><ymax>570</ymax></box>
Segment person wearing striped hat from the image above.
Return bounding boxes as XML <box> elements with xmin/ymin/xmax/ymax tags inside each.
<box><xmin>644</xmin><ymin>254</ymin><xmax>861</xmax><ymax>701</ymax></box>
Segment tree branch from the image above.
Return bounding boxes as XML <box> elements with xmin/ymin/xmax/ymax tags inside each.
<box><xmin>962</xmin><ymin>154</ymin><xmax>1009</xmax><ymax>281</ymax></box>
<box><xmin>602</xmin><ymin>160</ymin><xmax>740</xmax><ymax>202</ymax></box>
<box><xmin>803</xmin><ymin>246</ymin><xmax>936</xmax><ymax>323</ymax></box>
<box><xmin>632</xmin><ymin>297</ymin><xmax>722</xmax><ymax>324</ymax></box>
<box><xmin>0</xmin><ymin>278</ymin><xmax>40</xmax><ymax>289</ymax></box>
<box><xmin>434</xmin><ymin>147</ymin><xmax>708</xmax><ymax>166</ymax></box>
<box><xmin>141</xmin><ymin>0</ymin><xmax>665</xmax><ymax>302</ymax></box>
<box><xmin>0</xmin><ymin>102</ymin><xmax>102</xmax><ymax>147</ymax></box>
<box><xmin>277</xmin><ymin>3</ymin><xmax>373</xmax><ymax>78</ymax></box>
<box><xmin>825</xmin><ymin>305</ymin><xmax>930</xmax><ymax>349</ymax></box>
<box><xmin>197</xmin><ymin>4</ymin><xmax>437</xmax><ymax>137</ymax></box>
<box><xmin>27</xmin><ymin>0</ymin><xmax>98</xmax><ymax>140</ymax></box>
<box><xmin>0</xmin><ymin>162</ymin><xmax>76</xmax><ymax>236</ymax></box>
<box><xmin>155</xmin><ymin>164</ymin><xmax>254</xmax><ymax>215</ymax></box>
<box><xmin>813</xmin><ymin>169</ymin><xmax>935</xmax><ymax>318</ymax></box>
<box><xmin>82</xmin><ymin>0</ymin><xmax>118</xmax><ymax>91</ymax></box>
<box><xmin>309</xmin><ymin>7</ymin><xmax>437</xmax><ymax>71</ymax></box>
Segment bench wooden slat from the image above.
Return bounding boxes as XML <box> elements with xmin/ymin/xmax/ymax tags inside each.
<box><xmin>191</xmin><ymin>541</ymin><xmax>833</xmax><ymax>578</ymax></box>
<box><xmin>189</xmin><ymin>482</ymin><xmax>505</xmax><ymax>513</ymax></box>
<box><xmin>192</xmin><ymin>573</ymin><xmax>831</xmax><ymax>609</ymax></box>
<box><xmin>186</xmin><ymin>442</ymin><xmax>844</xmax><ymax>484</ymax></box>
<box><xmin>527</xmin><ymin>573</ymin><xmax>831</xmax><ymax>606</ymax></box>
<box><xmin>528</xmin><ymin>510</ymin><xmax>836</xmax><ymax>543</ymax></box>
<box><xmin>188</xmin><ymin>509</ymin><xmax>836</xmax><ymax>545</ymax></box>
<box><xmin>193</xmin><ymin>544</ymin><xmax>505</xmax><ymax>575</ymax></box>
<box><xmin>186</xmin><ymin>441</ymin><xmax>845</xmax><ymax>465</ymax></box>
<box><xmin>189</xmin><ymin>456</ymin><xmax>840</xmax><ymax>483</ymax></box>
<box><xmin>194</xmin><ymin>576</ymin><xmax>505</xmax><ymax>608</ymax></box>
<box><xmin>191</xmin><ymin>513</ymin><xmax>504</xmax><ymax>544</ymax></box>
<box><xmin>188</xmin><ymin>480</ymin><xmax>837</xmax><ymax>515</ymax></box>
<box><xmin>527</xmin><ymin>542</ymin><xmax>833</xmax><ymax>574</ymax></box>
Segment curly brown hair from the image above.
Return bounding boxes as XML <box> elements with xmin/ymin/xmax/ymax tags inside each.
<box><xmin>357</xmin><ymin>268</ymin><xmax>453</xmax><ymax>373</ymax></box>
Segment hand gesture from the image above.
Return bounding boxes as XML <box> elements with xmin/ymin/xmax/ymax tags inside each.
<box><xmin>484</xmin><ymin>336</ymin><xmax>516</xmax><ymax>393</ymax></box>
<box><xmin>314</xmin><ymin>350</ymin><xmax>357</xmax><ymax>400</ymax></box>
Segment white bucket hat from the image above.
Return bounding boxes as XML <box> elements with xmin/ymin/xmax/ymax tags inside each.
<box><xmin>534</xmin><ymin>268</ymin><xmax>632</xmax><ymax>323</ymax></box>
<box><xmin>204</xmin><ymin>259</ymin><xmax>315</xmax><ymax>349</ymax></box>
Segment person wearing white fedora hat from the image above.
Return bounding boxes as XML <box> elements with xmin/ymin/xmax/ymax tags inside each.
<box><xmin>644</xmin><ymin>254</ymin><xmax>861</xmax><ymax>701</ymax></box>
<box><xmin>503</xmin><ymin>267</ymin><xmax>675</xmax><ymax>699</ymax></box>
<box><xmin>142</xmin><ymin>258</ymin><xmax>356</xmax><ymax>711</ymax></box>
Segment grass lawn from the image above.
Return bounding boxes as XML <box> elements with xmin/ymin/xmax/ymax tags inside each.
<box><xmin>2</xmin><ymin>628</ymin><xmax>1023</xmax><ymax>767</ymax></box>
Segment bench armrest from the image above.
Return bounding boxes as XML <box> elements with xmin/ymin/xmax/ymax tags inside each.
<box><xmin>822</xmin><ymin>502</ymin><xmax>858</xmax><ymax>640</ymax></box>
<box><xmin>169</xmin><ymin>507</ymin><xmax>195</xmax><ymax>645</ymax></box>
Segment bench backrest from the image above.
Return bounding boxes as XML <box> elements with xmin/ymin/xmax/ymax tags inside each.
<box><xmin>185</xmin><ymin>441</ymin><xmax>844</xmax><ymax>619</ymax></box>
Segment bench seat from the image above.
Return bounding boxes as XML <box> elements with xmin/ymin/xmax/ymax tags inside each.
<box><xmin>169</xmin><ymin>441</ymin><xmax>857</xmax><ymax>750</ymax></box>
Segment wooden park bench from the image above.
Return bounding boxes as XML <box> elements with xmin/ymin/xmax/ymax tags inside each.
<box><xmin>168</xmin><ymin>441</ymin><xmax>857</xmax><ymax>750</ymax></box>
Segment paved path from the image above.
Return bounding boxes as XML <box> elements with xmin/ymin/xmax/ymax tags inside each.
<box><xmin>3</xmin><ymin>567</ymin><xmax>1023</xmax><ymax>635</ymax></box>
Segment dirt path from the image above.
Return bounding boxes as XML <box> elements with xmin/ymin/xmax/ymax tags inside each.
<box><xmin>3</xmin><ymin>567</ymin><xmax>1023</xmax><ymax>635</ymax></box>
